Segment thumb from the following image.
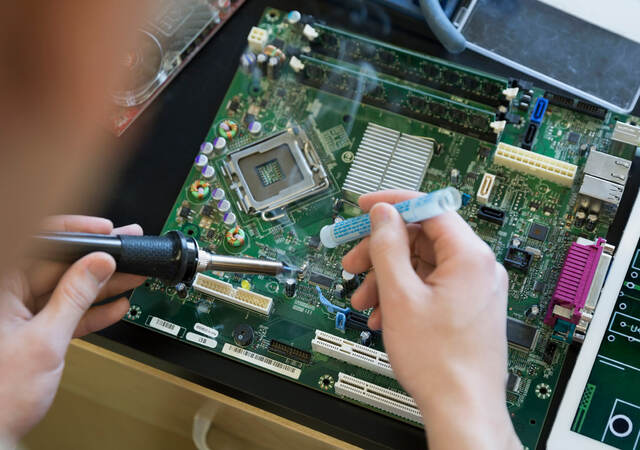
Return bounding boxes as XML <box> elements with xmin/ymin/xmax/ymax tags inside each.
<box><xmin>36</xmin><ymin>252</ymin><xmax>116</xmax><ymax>340</ymax></box>
<box><xmin>368</xmin><ymin>203</ymin><xmax>422</xmax><ymax>302</ymax></box>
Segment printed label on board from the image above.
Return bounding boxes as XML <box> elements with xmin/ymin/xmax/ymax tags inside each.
<box><xmin>194</xmin><ymin>322</ymin><xmax>219</xmax><ymax>339</ymax></box>
<box><xmin>149</xmin><ymin>317</ymin><xmax>180</xmax><ymax>336</ymax></box>
<box><xmin>222</xmin><ymin>343</ymin><xmax>301</xmax><ymax>379</ymax></box>
<box><xmin>186</xmin><ymin>332</ymin><xmax>218</xmax><ymax>349</ymax></box>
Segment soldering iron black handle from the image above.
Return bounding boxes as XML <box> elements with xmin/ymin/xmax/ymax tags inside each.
<box><xmin>33</xmin><ymin>231</ymin><xmax>199</xmax><ymax>283</ymax></box>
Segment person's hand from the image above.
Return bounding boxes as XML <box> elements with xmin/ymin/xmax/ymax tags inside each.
<box><xmin>0</xmin><ymin>215</ymin><xmax>145</xmax><ymax>444</ymax></box>
<box><xmin>342</xmin><ymin>191</ymin><xmax>521</xmax><ymax>450</ymax></box>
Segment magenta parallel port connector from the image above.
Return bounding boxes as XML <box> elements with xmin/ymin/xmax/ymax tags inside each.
<box><xmin>544</xmin><ymin>237</ymin><xmax>606</xmax><ymax>327</ymax></box>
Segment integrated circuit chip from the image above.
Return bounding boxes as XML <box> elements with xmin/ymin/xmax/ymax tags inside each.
<box><xmin>309</xmin><ymin>272</ymin><xmax>333</xmax><ymax>288</ymax></box>
<box><xmin>507</xmin><ymin>318</ymin><xmax>539</xmax><ymax>351</ymax></box>
<box><xmin>528</xmin><ymin>223</ymin><xmax>549</xmax><ymax>241</ymax></box>
<box><xmin>507</xmin><ymin>372</ymin><xmax>521</xmax><ymax>392</ymax></box>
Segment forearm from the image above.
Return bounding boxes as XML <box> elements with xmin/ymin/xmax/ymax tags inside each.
<box><xmin>415</xmin><ymin>369</ymin><xmax>521</xmax><ymax>450</ymax></box>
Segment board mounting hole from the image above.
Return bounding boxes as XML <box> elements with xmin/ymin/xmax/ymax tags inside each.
<box><xmin>530</xmin><ymin>419</ymin><xmax>536</xmax><ymax>425</ymax></box>
<box><xmin>322</xmin><ymin>378</ymin><xmax>331</xmax><ymax>386</ymax></box>
<box><xmin>539</xmin><ymin>387</ymin><xmax>548</xmax><ymax>395</ymax></box>
<box><xmin>268</xmin><ymin>11</ymin><xmax>278</xmax><ymax>19</ymax></box>
<box><xmin>610</xmin><ymin>414</ymin><xmax>633</xmax><ymax>437</ymax></box>
<box><xmin>187</xmin><ymin>230</ymin><xmax>194</xmax><ymax>235</ymax></box>
<box><xmin>130</xmin><ymin>310</ymin><xmax>138</xmax><ymax>317</ymax></box>
<box><xmin>252</xmin><ymin>86</ymin><xmax>260</xmax><ymax>93</ymax></box>
<box><xmin>342</xmin><ymin>114</ymin><xmax>352</xmax><ymax>123</ymax></box>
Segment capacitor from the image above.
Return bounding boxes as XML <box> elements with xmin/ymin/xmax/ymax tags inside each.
<box><xmin>525</xmin><ymin>305</ymin><xmax>540</xmax><ymax>319</ymax></box>
<box><xmin>200</xmin><ymin>141</ymin><xmax>214</xmax><ymax>155</ymax></box>
<box><xmin>212</xmin><ymin>188</ymin><xmax>225</xmax><ymax>201</ymax></box>
<box><xmin>286</xmin><ymin>10</ymin><xmax>301</xmax><ymax>24</ymax></box>
<box><xmin>578</xmin><ymin>197</ymin><xmax>590</xmax><ymax>212</ymax></box>
<box><xmin>223</xmin><ymin>211</ymin><xmax>236</xmax><ymax>226</ymax></box>
<box><xmin>232</xmin><ymin>324</ymin><xmax>253</xmax><ymax>347</ymax></box>
<box><xmin>333</xmin><ymin>284</ymin><xmax>345</xmax><ymax>299</ymax></box>
<box><xmin>267</xmin><ymin>56</ymin><xmax>279</xmax><ymax>79</ymax></box>
<box><xmin>194</xmin><ymin>154</ymin><xmax>208</xmax><ymax>168</ymax></box>
<box><xmin>175</xmin><ymin>282</ymin><xmax>188</xmax><ymax>299</ymax></box>
<box><xmin>518</xmin><ymin>102</ymin><xmax>529</xmax><ymax>111</ymax></box>
<box><xmin>248</xmin><ymin>121</ymin><xmax>262</xmax><ymax>135</ymax></box>
<box><xmin>213</xmin><ymin>136</ymin><xmax>227</xmax><ymax>151</ymax></box>
<box><xmin>256</xmin><ymin>53</ymin><xmax>268</xmax><ymax>72</ymax></box>
<box><xmin>217</xmin><ymin>199</ymin><xmax>231</xmax><ymax>212</ymax></box>
<box><xmin>240</xmin><ymin>52</ymin><xmax>256</xmax><ymax>72</ymax></box>
<box><xmin>342</xmin><ymin>270</ymin><xmax>358</xmax><ymax>293</ymax></box>
<box><xmin>201</xmin><ymin>165</ymin><xmax>215</xmax><ymax>179</ymax></box>
<box><xmin>585</xmin><ymin>213</ymin><xmax>598</xmax><ymax>231</ymax></box>
<box><xmin>511</xmin><ymin>237</ymin><xmax>522</xmax><ymax>248</ymax></box>
<box><xmin>284</xmin><ymin>278</ymin><xmax>297</xmax><ymax>297</ymax></box>
<box><xmin>579</xmin><ymin>144</ymin><xmax>588</xmax><ymax>155</ymax></box>
<box><xmin>589</xmin><ymin>200</ymin><xmax>602</xmax><ymax>215</ymax></box>
<box><xmin>359</xmin><ymin>331</ymin><xmax>373</xmax><ymax>347</ymax></box>
<box><xmin>574</xmin><ymin>210</ymin><xmax>586</xmax><ymax>227</ymax></box>
<box><xmin>450</xmin><ymin>168</ymin><xmax>460</xmax><ymax>185</ymax></box>
<box><xmin>521</xmin><ymin>94</ymin><xmax>532</xmax><ymax>104</ymax></box>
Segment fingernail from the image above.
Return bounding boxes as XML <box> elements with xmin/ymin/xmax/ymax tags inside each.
<box><xmin>370</xmin><ymin>203</ymin><xmax>392</xmax><ymax>228</ymax></box>
<box><xmin>87</xmin><ymin>258</ymin><xmax>114</xmax><ymax>284</ymax></box>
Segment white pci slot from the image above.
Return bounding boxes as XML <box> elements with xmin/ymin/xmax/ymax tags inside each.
<box><xmin>311</xmin><ymin>330</ymin><xmax>394</xmax><ymax>378</ymax></box>
<box><xmin>335</xmin><ymin>373</ymin><xmax>423</xmax><ymax>424</ymax></box>
<box><xmin>193</xmin><ymin>273</ymin><xmax>273</xmax><ymax>315</ymax></box>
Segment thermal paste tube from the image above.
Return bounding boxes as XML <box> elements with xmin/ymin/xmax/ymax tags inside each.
<box><xmin>319</xmin><ymin>187</ymin><xmax>462</xmax><ymax>248</ymax></box>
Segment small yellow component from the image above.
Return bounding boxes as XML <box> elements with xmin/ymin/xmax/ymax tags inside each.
<box><xmin>241</xmin><ymin>280</ymin><xmax>251</xmax><ymax>290</ymax></box>
<box><xmin>494</xmin><ymin>142</ymin><xmax>577</xmax><ymax>187</ymax></box>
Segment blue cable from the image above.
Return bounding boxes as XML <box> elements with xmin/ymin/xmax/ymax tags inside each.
<box><xmin>418</xmin><ymin>0</ymin><xmax>466</xmax><ymax>54</ymax></box>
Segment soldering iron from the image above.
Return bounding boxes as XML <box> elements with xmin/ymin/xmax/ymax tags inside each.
<box><xmin>32</xmin><ymin>231</ymin><xmax>293</xmax><ymax>283</ymax></box>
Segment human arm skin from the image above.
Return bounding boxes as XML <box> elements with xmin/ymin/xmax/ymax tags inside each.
<box><xmin>0</xmin><ymin>216</ymin><xmax>146</xmax><ymax>446</ymax></box>
<box><xmin>342</xmin><ymin>190</ymin><xmax>521</xmax><ymax>450</ymax></box>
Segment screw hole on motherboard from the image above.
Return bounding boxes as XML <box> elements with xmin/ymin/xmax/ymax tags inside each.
<box><xmin>342</xmin><ymin>114</ymin><xmax>352</xmax><ymax>123</ymax></box>
<box><xmin>187</xmin><ymin>229</ymin><xmax>194</xmax><ymax>235</ymax></box>
<box><xmin>530</xmin><ymin>419</ymin><xmax>536</xmax><ymax>425</ymax></box>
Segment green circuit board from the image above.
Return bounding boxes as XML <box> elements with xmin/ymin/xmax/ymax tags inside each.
<box><xmin>126</xmin><ymin>8</ymin><xmax>638</xmax><ymax>448</ymax></box>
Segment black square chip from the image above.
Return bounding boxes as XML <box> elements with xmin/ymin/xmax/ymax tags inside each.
<box><xmin>568</xmin><ymin>132</ymin><xmax>580</xmax><ymax>144</ymax></box>
<box><xmin>528</xmin><ymin>223</ymin><xmax>549</xmax><ymax>241</ymax></box>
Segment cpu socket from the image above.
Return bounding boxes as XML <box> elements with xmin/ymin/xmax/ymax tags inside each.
<box><xmin>224</xmin><ymin>126</ymin><xmax>328</xmax><ymax>220</ymax></box>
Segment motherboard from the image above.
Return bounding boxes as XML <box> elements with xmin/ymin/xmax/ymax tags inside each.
<box><xmin>126</xmin><ymin>8</ymin><xmax>639</xmax><ymax>448</ymax></box>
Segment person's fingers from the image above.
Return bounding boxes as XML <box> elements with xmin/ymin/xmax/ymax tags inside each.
<box><xmin>26</xmin><ymin>223</ymin><xmax>143</xmax><ymax>300</ymax></box>
<box><xmin>342</xmin><ymin>224</ymin><xmax>422</xmax><ymax>274</ymax></box>
<box><xmin>72</xmin><ymin>297</ymin><xmax>130</xmax><ymax>338</ymax></box>
<box><xmin>420</xmin><ymin>211</ymin><xmax>486</xmax><ymax>266</ymax></box>
<box><xmin>34</xmin><ymin>252</ymin><xmax>115</xmax><ymax>341</ymax></box>
<box><xmin>350</xmin><ymin>271</ymin><xmax>379</xmax><ymax>311</ymax></box>
<box><xmin>358</xmin><ymin>190</ymin><xmax>422</xmax><ymax>212</ymax></box>
<box><xmin>368</xmin><ymin>307</ymin><xmax>382</xmax><ymax>330</ymax></box>
<box><xmin>40</xmin><ymin>215</ymin><xmax>113</xmax><ymax>233</ymax></box>
<box><xmin>367</xmin><ymin>203</ymin><xmax>425</xmax><ymax>303</ymax></box>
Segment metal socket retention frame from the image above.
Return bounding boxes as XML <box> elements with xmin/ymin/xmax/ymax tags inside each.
<box><xmin>223</xmin><ymin>125</ymin><xmax>329</xmax><ymax>221</ymax></box>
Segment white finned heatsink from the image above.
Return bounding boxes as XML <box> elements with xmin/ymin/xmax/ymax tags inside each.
<box><xmin>342</xmin><ymin>123</ymin><xmax>434</xmax><ymax>199</ymax></box>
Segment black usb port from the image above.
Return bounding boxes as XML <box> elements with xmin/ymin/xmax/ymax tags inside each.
<box><xmin>477</xmin><ymin>206</ymin><xmax>505</xmax><ymax>226</ymax></box>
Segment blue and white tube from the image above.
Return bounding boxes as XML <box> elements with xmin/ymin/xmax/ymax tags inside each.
<box><xmin>319</xmin><ymin>187</ymin><xmax>462</xmax><ymax>248</ymax></box>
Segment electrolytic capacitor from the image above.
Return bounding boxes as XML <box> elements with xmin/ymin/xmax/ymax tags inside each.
<box><xmin>589</xmin><ymin>200</ymin><xmax>601</xmax><ymax>216</ymax></box>
<box><xmin>578</xmin><ymin>197</ymin><xmax>590</xmax><ymax>212</ymax></box>
<box><xmin>257</xmin><ymin>53</ymin><xmax>268</xmax><ymax>72</ymax></box>
<box><xmin>574</xmin><ymin>210</ymin><xmax>586</xmax><ymax>227</ymax></box>
<box><xmin>359</xmin><ymin>331</ymin><xmax>372</xmax><ymax>346</ymax></box>
<box><xmin>194</xmin><ymin>154</ymin><xmax>208</xmax><ymax>169</ymax></box>
<box><xmin>267</xmin><ymin>56</ymin><xmax>279</xmax><ymax>79</ymax></box>
<box><xmin>200</xmin><ymin>141</ymin><xmax>214</xmax><ymax>155</ymax></box>
<box><xmin>201</xmin><ymin>165</ymin><xmax>215</xmax><ymax>179</ymax></box>
<box><xmin>223</xmin><ymin>212</ymin><xmax>236</xmax><ymax>227</ymax></box>
<box><xmin>213</xmin><ymin>136</ymin><xmax>227</xmax><ymax>151</ymax></box>
<box><xmin>525</xmin><ymin>305</ymin><xmax>540</xmax><ymax>319</ymax></box>
<box><xmin>450</xmin><ymin>168</ymin><xmax>460</xmax><ymax>185</ymax></box>
<box><xmin>217</xmin><ymin>199</ymin><xmax>231</xmax><ymax>212</ymax></box>
<box><xmin>585</xmin><ymin>213</ymin><xmax>598</xmax><ymax>231</ymax></box>
<box><xmin>333</xmin><ymin>284</ymin><xmax>345</xmax><ymax>299</ymax></box>
<box><xmin>240</xmin><ymin>52</ymin><xmax>256</xmax><ymax>72</ymax></box>
<box><xmin>284</xmin><ymin>278</ymin><xmax>297</xmax><ymax>297</ymax></box>
<box><xmin>212</xmin><ymin>188</ymin><xmax>225</xmax><ymax>201</ymax></box>
<box><xmin>342</xmin><ymin>270</ymin><xmax>358</xmax><ymax>293</ymax></box>
<box><xmin>175</xmin><ymin>282</ymin><xmax>188</xmax><ymax>299</ymax></box>
<box><xmin>248</xmin><ymin>121</ymin><xmax>262</xmax><ymax>135</ymax></box>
